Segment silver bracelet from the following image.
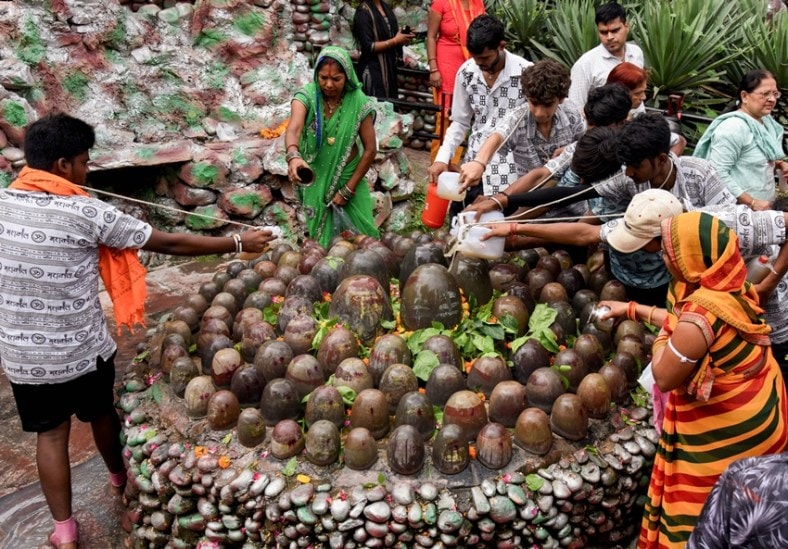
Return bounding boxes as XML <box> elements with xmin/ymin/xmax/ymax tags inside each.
<box><xmin>232</xmin><ymin>233</ymin><xmax>243</xmax><ymax>253</ymax></box>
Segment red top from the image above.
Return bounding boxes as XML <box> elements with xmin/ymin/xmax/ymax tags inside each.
<box><xmin>430</xmin><ymin>0</ymin><xmax>485</xmax><ymax>95</ymax></box>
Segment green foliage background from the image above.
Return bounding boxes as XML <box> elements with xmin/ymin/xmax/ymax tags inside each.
<box><xmin>486</xmin><ymin>0</ymin><xmax>788</xmax><ymax>145</ymax></box>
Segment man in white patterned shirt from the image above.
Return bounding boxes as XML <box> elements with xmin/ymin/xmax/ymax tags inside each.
<box><xmin>567</xmin><ymin>1</ymin><xmax>644</xmax><ymax>111</ymax></box>
<box><xmin>457</xmin><ymin>59</ymin><xmax>586</xmax><ymax>197</ymax></box>
<box><xmin>428</xmin><ymin>14</ymin><xmax>532</xmax><ymax>217</ymax></box>
<box><xmin>0</xmin><ymin>113</ymin><xmax>275</xmax><ymax>548</ymax></box>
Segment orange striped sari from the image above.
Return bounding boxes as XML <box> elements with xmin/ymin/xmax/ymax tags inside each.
<box><xmin>639</xmin><ymin>212</ymin><xmax>788</xmax><ymax>548</ymax></box>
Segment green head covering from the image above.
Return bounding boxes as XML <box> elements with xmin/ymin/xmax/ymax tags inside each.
<box><xmin>313</xmin><ymin>46</ymin><xmax>362</xmax><ymax>90</ymax></box>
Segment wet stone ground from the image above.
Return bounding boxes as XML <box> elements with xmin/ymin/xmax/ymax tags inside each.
<box><xmin>0</xmin><ymin>260</ymin><xmax>221</xmax><ymax>548</ymax></box>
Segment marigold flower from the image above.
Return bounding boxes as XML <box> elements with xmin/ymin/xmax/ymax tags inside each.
<box><xmin>194</xmin><ymin>446</ymin><xmax>208</xmax><ymax>458</ymax></box>
<box><xmin>476</xmin><ymin>392</ymin><xmax>486</xmax><ymax>402</ymax></box>
<box><xmin>259</xmin><ymin>119</ymin><xmax>289</xmax><ymax>139</ymax></box>
<box><xmin>464</xmin><ymin>361</ymin><xmax>473</xmax><ymax>374</ymax></box>
<box><xmin>218</xmin><ymin>455</ymin><xmax>231</xmax><ymax>469</ymax></box>
<box><xmin>468</xmin><ymin>446</ymin><xmax>477</xmax><ymax>460</ymax></box>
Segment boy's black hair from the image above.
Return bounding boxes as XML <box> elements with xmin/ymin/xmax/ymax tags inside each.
<box><xmin>466</xmin><ymin>15</ymin><xmax>505</xmax><ymax>55</ymax></box>
<box><xmin>520</xmin><ymin>59</ymin><xmax>571</xmax><ymax>104</ymax></box>
<box><xmin>584</xmin><ymin>83</ymin><xmax>632</xmax><ymax>127</ymax></box>
<box><xmin>571</xmin><ymin>126</ymin><xmax>621</xmax><ymax>184</ymax></box>
<box><xmin>616</xmin><ymin>113</ymin><xmax>671</xmax><ymax>167</ymax></box>
<box><xmin>595</xmin><ymin>1</ymin><xmax>627</xmax><ymax>25</ymax></box>
<box><xmin>24</xmin><ymin>113</ymin><xmax>95</xmax><ymax>170</ymax></box>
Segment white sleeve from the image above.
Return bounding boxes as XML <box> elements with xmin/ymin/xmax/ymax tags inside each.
<box><xmin>568</xmin><ymin>58</ymin><xmax>591</xmax><ymax>110</ymax></box>
<box><xmin>435</xmin><ymin>70</ymin><xmax>473</xmax><ymax>165</ymax></box>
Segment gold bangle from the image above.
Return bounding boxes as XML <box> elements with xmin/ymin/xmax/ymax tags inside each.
<box><xmin>647</xmin><ymin>306</ymin><xmax>657</xmax><ymax>325</ymax></box>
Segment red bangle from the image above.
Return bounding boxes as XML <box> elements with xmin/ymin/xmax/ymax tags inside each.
<box><xmin>509</xmin><ymin>223</ymin><xmax>518</xmax><ymax>236</ymax></box>
<box><xmin>627</xmin><ymin>301</ymin><xmax>638</xmax><ymax>322</ymax></box>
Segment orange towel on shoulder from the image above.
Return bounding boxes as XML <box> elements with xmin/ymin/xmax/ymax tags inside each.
<box><xmin>10</xmin><ymin>167</ymin><xmax>147</xmax><ymax>333</ymax></box>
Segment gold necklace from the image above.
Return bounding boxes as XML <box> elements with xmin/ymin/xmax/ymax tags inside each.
<box><xmin>323</xmin><ymin>99</ymin><xmax>340</xmax><ymax>145</ymax></box>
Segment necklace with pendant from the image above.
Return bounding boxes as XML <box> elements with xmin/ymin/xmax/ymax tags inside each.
<box><xmin>324</xmin><ymin>99</ymin><xmax>340</xmax><ymax>145</ymax></box>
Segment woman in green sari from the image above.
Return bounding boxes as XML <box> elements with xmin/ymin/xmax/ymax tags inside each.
<box><xmin>285</xmin><ymin>46</ymin><xmax>380</xmax><ymax>249</ymax></box>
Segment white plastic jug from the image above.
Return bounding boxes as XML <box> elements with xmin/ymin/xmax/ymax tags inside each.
<box><xmin>437</xmin><ymin>172</ymin><xmax>467</xmax><ymax>201</ymax></box>
<box><xmin>454</xmin><ymin>210</ymin><xmax>505</xmax><ymax>259</ymax></box>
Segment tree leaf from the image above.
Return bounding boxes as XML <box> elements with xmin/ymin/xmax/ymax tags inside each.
<box><xmin>282</xmin><ymin>457</ymin><xmax>297</xmax><ymax>476</ymax></box>
<box><xmin>221</xmin><ymin>432</ymin><xmax>233</xmax><ymax>445</ymax></box>
<box><xmin>412</xmin><ymin>350</ymin><xmax>440</xmax><ymax>382</ymax></box>
<box><xmin>525</xmin><ymin>473</ymin><xmax>545</xmax><ymax>492</ymax></box>
<box><xmin>480</xmin><ymin>323</ymin><xmax>505</xmax><ymax>340</ymax></box>
<box><xmin>528</xmin><ymin>304</ymin><xmax>558</xmax><ymax>333</ymax></box>
<box><xmin>432</xmin><ymin>405</ymin><xmax>444</xmax><ymax>427</ymax></box>
<box><xmin>336</xmin><ymin>385</ymin><xmax>357</xmax><ymax>407</ymax></box>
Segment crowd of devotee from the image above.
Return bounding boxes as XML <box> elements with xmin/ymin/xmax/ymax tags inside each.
<box><xmin>0</xmin><ymin>1</ymin><xmax>786</xmax><ymax>548</ymax></box>
<box><xmin>366</xmin><ymin>1</ymin><xmax>786</xmax><ymax>547</ymax></box>
<box><xmin>417</xmin><ymin>3</ymin><xmax>787</xmax><ymax>548</ymax></box>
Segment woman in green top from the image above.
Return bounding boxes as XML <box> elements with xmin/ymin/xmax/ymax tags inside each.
<box><xmin>285</xmin><ymin>46</ymin><xmax>380</xmax><ymax>248</ymax></box>
<box><xmin>695</xmin><ymin>69</ymin><xmax>786</xmax><ymax>211</ymax></box>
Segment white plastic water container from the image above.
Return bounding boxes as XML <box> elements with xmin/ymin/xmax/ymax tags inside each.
<box><xmin>437</xmin><ymin>172</ymin><xmax>467</xmax><ymax>201</ymax></box>
<box><xmin>746</xmin><ymin>255</ymin><xmax>775</xmax><ymax>283</ymax></box>
<box><xmin>455</xmin><ymin>210</ymin><xmax>505</xmax><ymax>259</ymax></box>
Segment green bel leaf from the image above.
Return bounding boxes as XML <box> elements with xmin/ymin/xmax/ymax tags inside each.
<box><xmin>525</xmin><ymin>473</ymin><xmax>545</xmax><ymax>492</ymax></box>
<box><xmin>412</xmin><ymin>350</ymin><xmax>440</xmax><ymax>382</ymax></box>
<box><xmin>282</xmin><ymin>456</ymin><xmax>297</xmax><ymax>477</ymax></box>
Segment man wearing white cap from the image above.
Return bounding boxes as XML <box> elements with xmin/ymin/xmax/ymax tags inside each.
<box><xmin>482</xmin><ymin>189</ymin><xmax>788</xmax><ymax>310</ymax></box>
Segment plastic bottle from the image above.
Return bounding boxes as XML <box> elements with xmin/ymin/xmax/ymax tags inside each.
<box><xmin>746</xmin><ymin>255</ymin><xmax>776</xmax><ymax>283</ymax></box>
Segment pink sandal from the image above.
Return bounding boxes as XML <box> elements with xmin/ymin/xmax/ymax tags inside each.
<box><xmin>49</xmin><ymin>517</ymin><xmax>78</xmax><ymax>548</ymax></box>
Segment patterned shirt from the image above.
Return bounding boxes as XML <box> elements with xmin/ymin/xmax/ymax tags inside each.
<box><xmin>0</xmin><ymin>190</ymin><xmax>152</xmax><ymax>384</ymax></box>
<box><xmin>687</xmin><ymin>453</ymin><xmax>788</xmax><ymax>549</ymax></box>
<box><xmin>592</xmin><ymin>155</ymin><xmax>736</xmax><ymax>289</ymax></box>
<box><xmin>436</xmin><ymin>50</ymin><xmax>532</xmax><ymax>195</ymax></box>
<box><xmin>568</xmin><ymin>42</ymin><xmax>645</xmax><ymax>110</ymax></box>
<box><xmin>704</xmin><ymin>204</ymin><xmax>788</xmax><ymax>344</ymax></box>
<box><xmin>491</xmin><ymin>101</ymin><xmax>586</xmax><ymax>185</ymax></box>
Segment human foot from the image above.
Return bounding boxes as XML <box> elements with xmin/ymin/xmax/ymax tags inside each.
<box><xmin>49</xmin><ymin>517</ymin><xmax>78</xmax><ymax>548</ymax></box>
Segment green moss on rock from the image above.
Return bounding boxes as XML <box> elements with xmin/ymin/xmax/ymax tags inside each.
<box><xmin>3</xmin><ymin>101</ymin><xmax>27</xmax><ymax>127</ymax></box>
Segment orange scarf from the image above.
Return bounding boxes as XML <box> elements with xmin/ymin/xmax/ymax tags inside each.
<box><xmin>661</xmin><ymin>212</ymin><xmax>772</xmax><ymax>400</ymax></box>
<box><xmin>448</xmin><ymin>0</ymin><xmax>485</xmax><ymax>59</ymax></box>
<box><xmin>10</xmin><ymin>167</ymin><xmax>147</xmax><ymax>333</ymax></box>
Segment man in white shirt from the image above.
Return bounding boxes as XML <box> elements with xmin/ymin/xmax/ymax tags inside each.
<box><xmin>567</xmin><ymin>1</ymin><xmax>644</xmax><ymax>110</ymax></box>
<box><xmin>427</xmin><ymin>14</ymin><xmax>532</xmax><ymax>217</ymax></box>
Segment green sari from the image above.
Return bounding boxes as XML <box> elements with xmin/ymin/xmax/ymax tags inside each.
<box><xmin>293</xmin><ymin>46</ymin><xmax>380</xmax><ymax>249</ymax></box>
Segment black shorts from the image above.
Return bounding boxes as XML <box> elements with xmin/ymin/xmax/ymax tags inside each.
<box><xmin>10</xmin><ymin>353</ymin><xmax>117</xmax><ymax>433</ymax></box>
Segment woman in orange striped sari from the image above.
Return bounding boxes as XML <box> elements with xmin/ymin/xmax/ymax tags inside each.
<box><xmin>639</xmin><ymin>211</ymin><xmax>788</xmax><ymax>548</ymax></box>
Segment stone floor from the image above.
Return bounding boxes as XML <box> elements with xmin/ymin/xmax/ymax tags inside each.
<box><xmin>0</xmin><ymin>148</ymin><xmax>432</xmax><ymax>548</ymax></box>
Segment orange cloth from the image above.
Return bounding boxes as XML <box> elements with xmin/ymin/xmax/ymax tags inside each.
<box><xmin>10</xmin><ymin>167</ymin><xmax>147</xmax><ymax>333</ymax></box>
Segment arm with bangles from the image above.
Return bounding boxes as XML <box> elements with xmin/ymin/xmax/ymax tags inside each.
<box><xmin>480</xmin><ymin>218</ymin><xmax>602</xmax><ymax>247</ymax></box>
<box><xmin>284</xmin><ymin>99</ymin><xmax>309</xmax><ymax>184</ymax></box>
<box><xmin>597</xmin><ymin>300</ymin><xmax>669</xmax><ymax>330</ymax></box>
<box><xmin>143</xmin><ymin>227</ymin><xmax>274</xmax><ymax>256</ymax></box>
<box><xmin>426</xmin><ymin>9</ymin><xmax>442</xmax><ymax>90</ymax></box>
<box><xmin>466</xmin><ymin>183</ymin><xmax>600</xmax><ymax>220</ymax></box>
